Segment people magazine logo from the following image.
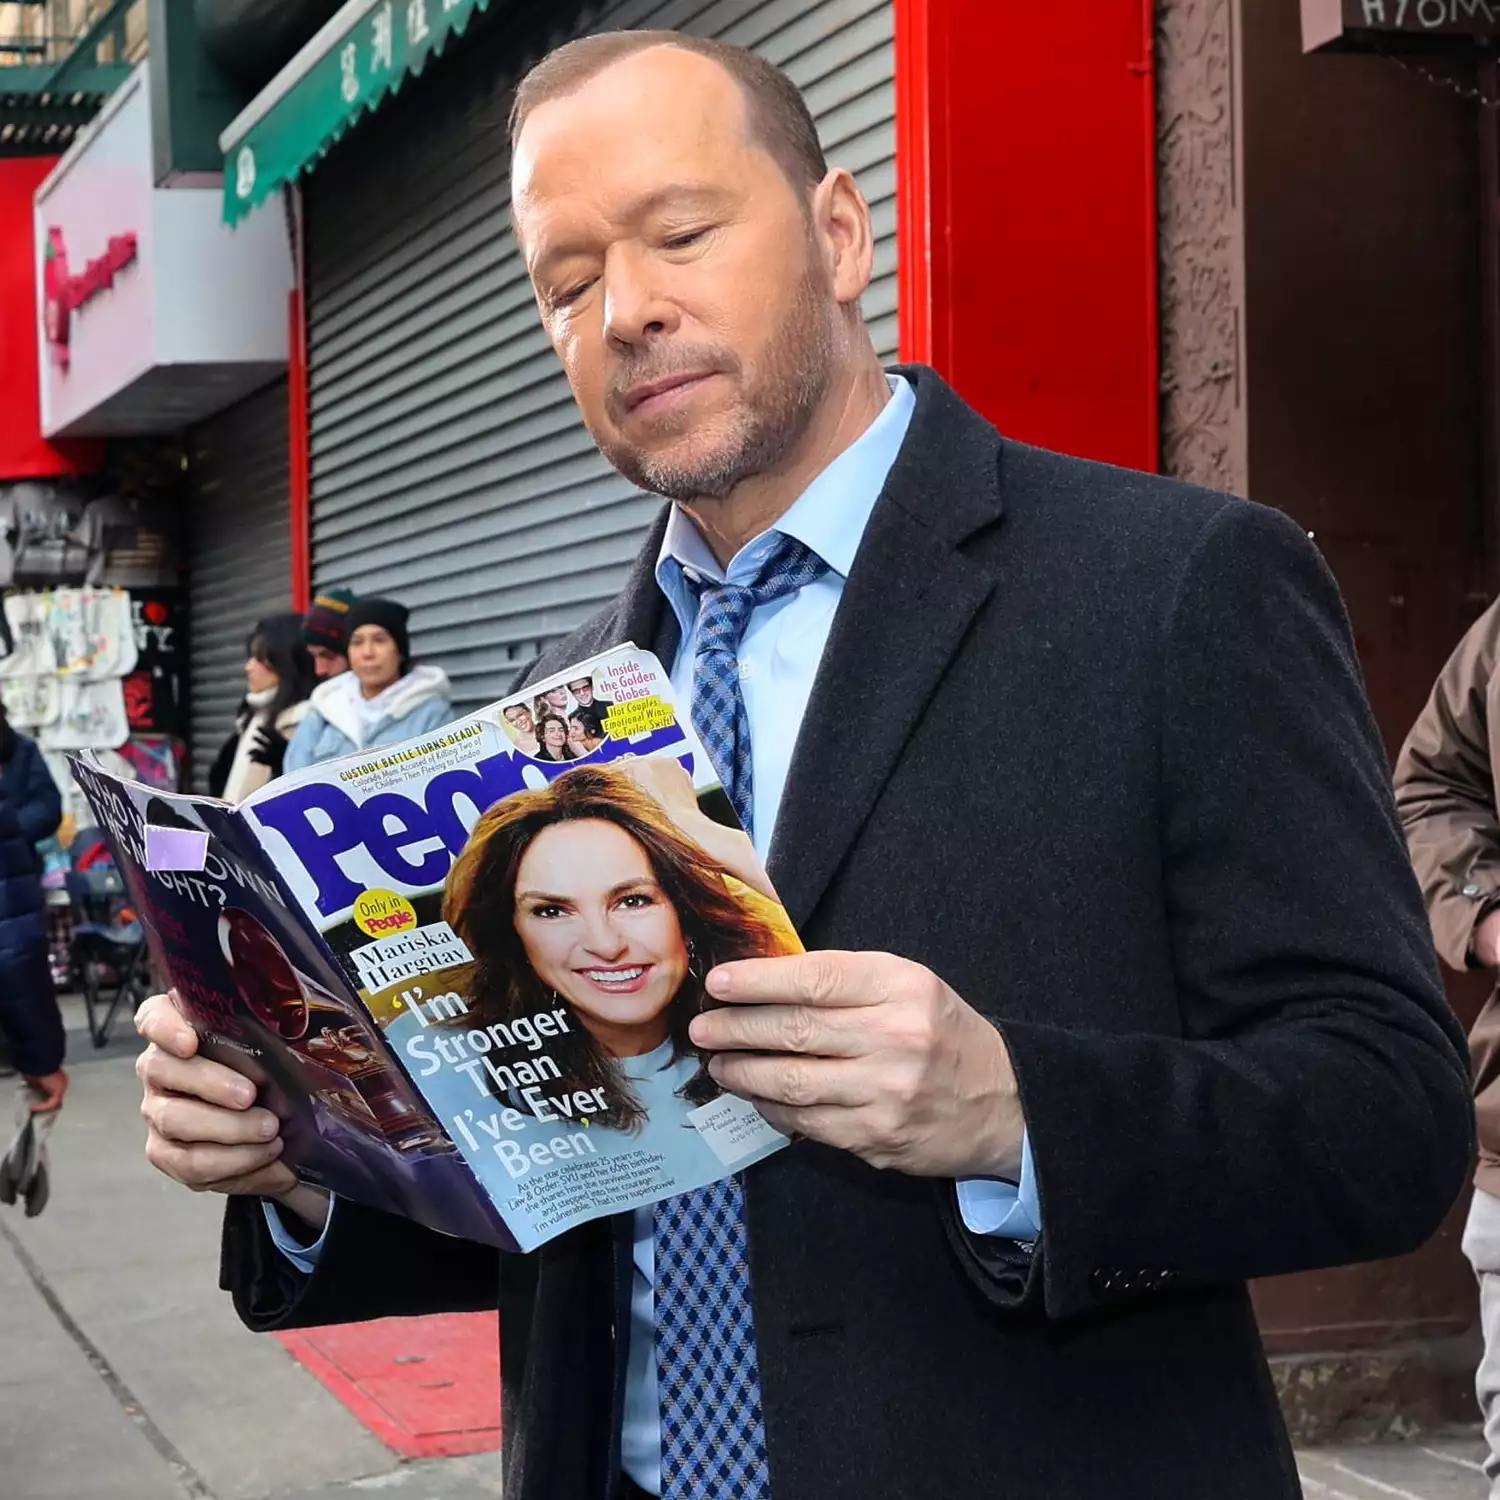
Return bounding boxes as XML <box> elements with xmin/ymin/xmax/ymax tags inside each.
<box><xmin>43</xmin><ymin>226</ymin><xmax>140</xmax><ymax>371</ymax></box>
<box><xmin>353</xmin><ymin>890</ymin><xmax>419</xmax><ymax>938</ymax></box>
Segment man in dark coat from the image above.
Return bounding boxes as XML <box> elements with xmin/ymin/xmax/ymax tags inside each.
<box><xmin>134</xmin><ymin>31</ymin><xmax>1473</xmax><ymax>1500</ymax></box>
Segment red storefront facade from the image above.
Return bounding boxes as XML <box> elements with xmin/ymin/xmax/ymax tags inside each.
<box><xmin>897</xmin><ymin>0</ymin><xmax>1496</xmax><ymax>1435</ymax></box>
<box><xmin>0</xmin><ymin>157</ymin><xmax>101</xmax><ymax>481</ymax></box>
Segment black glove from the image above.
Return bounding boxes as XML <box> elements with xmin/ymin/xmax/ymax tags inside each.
<box><xmin>246</xmin><ymin>725</ymin><xmax>286</xmax><ymax>775</ymax></box>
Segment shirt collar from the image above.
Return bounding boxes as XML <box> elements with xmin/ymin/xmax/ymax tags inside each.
<box><xmin>654</xmin><ymin>374</ymin><xmax>916</xmax><ymax>628</ymax></box>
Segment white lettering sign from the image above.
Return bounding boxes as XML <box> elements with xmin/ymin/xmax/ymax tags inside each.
<box><xmin>371</xmin><ymin>3</ymin><xmax>394</xmax><ymax>70</ymax></box>
<box><xmin>1353</xmin><ymin>0</ymin><xmax>1498</xmax><ymax>24</ymax></box>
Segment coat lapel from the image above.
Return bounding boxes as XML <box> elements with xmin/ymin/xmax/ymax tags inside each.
<box><xmin>765</xmin><ymin>368</ymin><xmax>1007</xmax><ymax>929</ymax></box>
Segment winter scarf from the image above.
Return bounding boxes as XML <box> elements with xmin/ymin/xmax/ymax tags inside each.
<box><xmin>221</xmin><ymin>689</ymin><xmax>310</xmax><ymax>804</ymax></box>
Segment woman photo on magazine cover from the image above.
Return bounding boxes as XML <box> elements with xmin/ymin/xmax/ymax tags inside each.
<box><xmin>442</xmin><ymin>760</ymin><xmax>796</xmax><ymax>1133</ymax></box>
<box><xmin>532</xmin><ymin>686</ymin><xmax>572</xmax><ymax>723</ymax></box>
<box><xmin>567</xmin><ymin>711</ymin><xmax>604</xmax><ymax>757</ymax></box>
<box><xmin>500</xmin><ymin>702</ymin><xmax>541</xmax><ymax>757</ymax></box>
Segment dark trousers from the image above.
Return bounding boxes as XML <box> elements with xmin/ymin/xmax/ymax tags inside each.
<box><xmin>620</xmin><ymin>1478</ymin><xmax>655</xmax><ymax>1500</ymax></box>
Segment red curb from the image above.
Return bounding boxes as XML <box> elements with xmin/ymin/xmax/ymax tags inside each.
<box><xmin>275</xmin><ymin>1311</ymin><xmax>501</xmax><ymax>1460</ymax></box>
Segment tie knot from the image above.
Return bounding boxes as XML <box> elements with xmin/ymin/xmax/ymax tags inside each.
<box><xmin>693</xmin><ymin>534</ymin><xmax>828</xmax><ymax>659</ymax></box>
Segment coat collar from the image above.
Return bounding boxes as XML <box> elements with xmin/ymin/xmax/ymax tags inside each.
<box><xmin>764</xmin><ymin>364</ymin><xmax>1006</xmax><ymax>925</ymax></box>
<box><xmin>557</xmin><ymin>364</ymin><xmax>1007</xmax><ymax>928</ymax></box>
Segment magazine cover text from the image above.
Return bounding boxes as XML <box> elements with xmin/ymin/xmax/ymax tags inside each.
<box><xmin>244</xmin><ymin>647</ymin><xmax>798</xmax><ymax>1250</ymax></box>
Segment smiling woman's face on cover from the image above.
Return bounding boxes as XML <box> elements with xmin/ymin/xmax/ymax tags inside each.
<box><xmin>513</xmin><ymin>818</ymin><xmax>689</xmax><ymax>1056</ymax></box>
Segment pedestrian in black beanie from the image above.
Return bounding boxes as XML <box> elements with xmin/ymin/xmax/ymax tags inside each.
<box><xmin>284</xmin><ymin>597</ymin><xmax>452</xmax><ymax>771</ymax></box>
<box><xmin>343</xmin><ymin>597</ymin><xmax>411</xmax><ymax>663</ymax></box>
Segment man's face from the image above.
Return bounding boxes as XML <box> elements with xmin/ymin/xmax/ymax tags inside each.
<box><xmin>513</xmin><ymin>47</ymin><xmax>840</xmax><ymax>501</ymax></box>
<box><xmin>308</xmin><ymin>645</ymin><xmax>347</xmax><ymax>679</ymax></box>
<box><xmin>568</xmin><ymin>678</ymin><xmax>595</xmax><ymax>706</ymax></box>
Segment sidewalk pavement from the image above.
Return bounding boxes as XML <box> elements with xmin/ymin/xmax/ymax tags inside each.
<box><xmin>1</xmin><ymin>997</ymin><xmax>501</xmax><ymax>1500</ymax></box>
<box><xmin>0</xmin><ymin>996</ymin><xmax>1490</xmax><ymax>1500</ymax></box>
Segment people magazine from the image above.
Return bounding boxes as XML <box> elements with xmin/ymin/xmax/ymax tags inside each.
<box><xmin>71</xmin><ymin>645</ymin><xmax>799</xmax><ymax>1252</ymax></box>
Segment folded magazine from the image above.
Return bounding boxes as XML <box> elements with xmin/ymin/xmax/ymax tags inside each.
<box><xmin>72</xmin><ymin>645</ymin><xmax>798</xmax><ymax>1252</ymax></box>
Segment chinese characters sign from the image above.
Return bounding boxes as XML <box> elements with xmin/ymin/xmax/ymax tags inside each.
<box><xmin>222</xmin><ymin>0</ymin><xmax>492</xmax><ymax>225</ymax></box>
<box><xmin>1302</xmin><ymin>0</ymin><xmax>1500</xmax><ymax>49</ymax></box>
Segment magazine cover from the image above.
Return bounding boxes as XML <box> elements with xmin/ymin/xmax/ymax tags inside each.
<box><xmin>74</xmin><ymin>645</ymin><xmax>798</xmax><ymax>1252</ymax></box>
<box><xmin>70</xmin><ymin>756</ymin><xmax>510</xmax><ymax>1248</ymax></box>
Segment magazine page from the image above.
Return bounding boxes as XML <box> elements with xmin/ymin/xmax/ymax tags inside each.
<box><xmin>242</xmin><ymin>645</ymin><xmax>798</xmax><ymax>1252</ymax></box>
<box><xmin>69</xmin><ymin>757</ymin><xmax>513</xmax><ymax>1249</ymax></box>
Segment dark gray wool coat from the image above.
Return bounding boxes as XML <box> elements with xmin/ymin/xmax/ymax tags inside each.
<box><xmin>222</xmin><ymin>365</ymin><xmax>1473</xmax><ymax>1500</ymax></box>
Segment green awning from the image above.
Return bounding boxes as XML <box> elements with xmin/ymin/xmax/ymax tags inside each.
<box><xmin>219</xmin><ymin>0</ymin><xmax>494</xmax><ymax>225</ymax></box>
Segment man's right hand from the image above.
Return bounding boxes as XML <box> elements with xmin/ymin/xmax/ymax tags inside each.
<box><xmin>136</xmin><ymin>993</ymin><xmax>331</xmax><ymax>1235</ymax></box>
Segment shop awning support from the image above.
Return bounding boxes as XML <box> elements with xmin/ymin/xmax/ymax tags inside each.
<box><xmin>218</xmin><ymin>0</ymin><xmax>494</xmax><ymax>226</ymax></box>
<box><xmin>44</xmin><ymin>0</ymin><xmax>136</xmax><ymax>95</ymax></box>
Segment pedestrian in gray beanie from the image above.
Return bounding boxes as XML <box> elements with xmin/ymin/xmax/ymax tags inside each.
<box><xmin>284</xmin><ymin>597</ymin><xmax>451</xmax><ymax>772</ymax></box>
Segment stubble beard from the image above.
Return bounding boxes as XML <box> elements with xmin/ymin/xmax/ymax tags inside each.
<box><xmin>595</xmin><ymin>263</ymin><xmax>840</xmax><ymax>503</ymax></box>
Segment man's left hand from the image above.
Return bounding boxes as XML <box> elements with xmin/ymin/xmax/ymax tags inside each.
<box><xmin>690</xmin><ymin>952</ymin><xmax>1024</xmax><ymax>1179</ymax></box>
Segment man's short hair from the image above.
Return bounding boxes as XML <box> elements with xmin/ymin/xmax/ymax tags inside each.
<box><xmin>509</xmin><ymin>31</ymin><xmax>828</xmax><ymax>195</ymax></box>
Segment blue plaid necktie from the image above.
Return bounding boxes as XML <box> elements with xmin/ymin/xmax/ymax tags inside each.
<box><xmin>653</xmin><ymin>533</ymin><xmax>828</xmax><ymax>1500</ymax></box>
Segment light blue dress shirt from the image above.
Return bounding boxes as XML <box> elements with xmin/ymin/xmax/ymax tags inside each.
<box><xmin>269</xmin><ymin>375</ymin><xmax>1040</xmax><ymax>1497</ymax></box>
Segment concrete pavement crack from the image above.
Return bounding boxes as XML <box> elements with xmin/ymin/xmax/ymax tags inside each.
<box><xmin>0</xmin><ymin>1214</ymin><xmax>219</xmax><ymax>1500</ymax></box>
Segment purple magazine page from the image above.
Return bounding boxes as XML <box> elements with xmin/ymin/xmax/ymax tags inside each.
<box><xmin>70</xmin><ymin>755</ymin><xmax>514</xmax><ymax>1249</ymax></box>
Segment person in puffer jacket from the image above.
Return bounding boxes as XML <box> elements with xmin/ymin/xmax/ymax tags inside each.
<box><xmin>0</xmin><ymin>774</ymin><xmax>65</xmax><ymax>1110</ymax></box>
<box><xmin>0</xmin><ymin>702</ymin><xmax>62</xmax><ymax>855</ymax></box>
<box><xmin>284</xmin><ymin>597</ymin><xmax>453</xmax><ymax>773</ymax></box>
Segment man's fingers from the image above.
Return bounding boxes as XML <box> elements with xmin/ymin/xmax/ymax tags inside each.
<box><xmin>690</xmin><ymin>1003</ymin><xmax>866</xmax><ymax>1057</ymax></box>
<box><xmin>706</xmin><ymin>951</ymin><xmax>897</xmax><ymax>1009</ymax></box>
<box><xmin>144</xmin><ymin>1094</ymin><xmax>280</xmax><ymax>1148</ymax></box>
<box><xmin>204</xmin><ymin>1162</ymin><xmax>299</xmax><ymax>1199</ymax></box>
<box><xmin>137</xmin><ymin>1047</ymin><xmax>257</xmax><ymax>1111</ymax></box>
<box><xmin>750</xmin><ymin>1101</ymin><xmax>872</xmax><ymax>1153</ymax></box>
<box><xmin>135</xmin><ymin>989</ymin><xmax>294</xmax><ymax>1199</ymax></box>
<box><xmin>136</xmin><ymin>993</ymin><xmax>199</xmax><ymax>1059</ymax></box>
<box><xmin>145</xmin><ymin>1134</ymin><xmax>284</xmax><ymax>1190</ymax></box>
<box><xmin>708</xmin><ymin>1053</ymin><xmax>873</xmax><ymax>1110</ymax></box>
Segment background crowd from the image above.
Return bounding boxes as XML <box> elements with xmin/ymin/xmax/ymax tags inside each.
<box><xmin>0</xmin><ymin>579</ymin><xmax>638</xmax><ymax>1145</ymax></box>
<box><xmin>0</xmin><ymin>584</ymin><xmax>457</xmax><ymax>1142</ymax></box>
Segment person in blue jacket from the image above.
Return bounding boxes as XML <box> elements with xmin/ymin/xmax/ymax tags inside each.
<box><xmin>0</xmin><ymin>706</ymin><xmax>65</xmax><ymax>1108</ymax></box>
<box><xmin>284</xmin><ymin>598</ymin><xmax>453</xmax><ymax>773</ymax></box>
<box><xmin>0</xmin><ymin>702</ymin><xmax>61</xmax><ymax>854</ymax></box>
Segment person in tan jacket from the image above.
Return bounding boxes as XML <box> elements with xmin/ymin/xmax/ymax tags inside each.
<box><xmin>1396</xmin><ymin>596</ymin><xmax>1500</xmax><ymax>1492</ymax></box>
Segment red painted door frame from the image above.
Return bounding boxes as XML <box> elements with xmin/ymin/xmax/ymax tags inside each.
<box><xmin>288</xmin><ymin>187</ymin><xmax>312</xmax><ymax>612</ymax></box>
<box><xmin>288</xmin><ymin>286</ymin><xmax>311</xmax><ymax>612</ymax></box>
<box><xmin>895</xmin><ymin>0</ymin><xmax>1161</xmax><ymax>475</ymax></box>
<box><xmin>286</xmin><ymin>6</ymin><xmax>1163</xmax><ymax>603</ymax></box>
